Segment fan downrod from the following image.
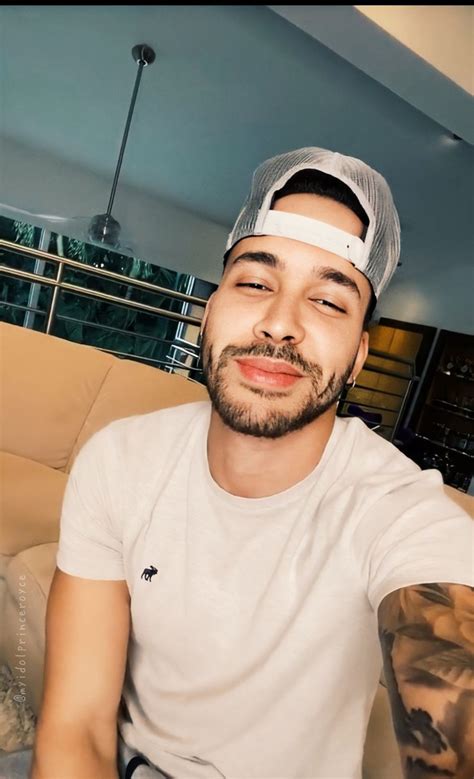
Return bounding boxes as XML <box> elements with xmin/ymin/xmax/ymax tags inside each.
<box><xmin>87</xmin><ymin>43</ymin><xmax>156</xmax><ymax>249</ymax></box>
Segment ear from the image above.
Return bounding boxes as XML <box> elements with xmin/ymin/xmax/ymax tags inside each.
<box><xmin>200</xmin><ymin>291</ymin><xmax>216</xmax><ymax>334</ymax></box>
<box><xmin>352</xmin><ymin>330</ymin><xmax>369</xmax><ymax>381</ymax></box>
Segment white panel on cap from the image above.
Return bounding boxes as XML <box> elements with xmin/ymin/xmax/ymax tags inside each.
<box><xmin>260</xmin><ymin>211</ymin><xmax>366</xmax><ymax>266</ymax></box>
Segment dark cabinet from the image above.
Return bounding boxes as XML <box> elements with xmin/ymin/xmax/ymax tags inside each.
<box><xmin>405</xmin><ymin>329</ymin><xmax>474</xmax><ymax>492</ymax></box>
<box><xmin>338</xmin><ymin>320</ymin><xmax>473</xmax><ymax>494</ymax></box>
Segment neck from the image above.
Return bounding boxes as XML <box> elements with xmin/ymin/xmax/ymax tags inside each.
<box><xmin>206</xmin><ymin>407</ymin><xmax>336</xmax><ymax>498</ymax></box>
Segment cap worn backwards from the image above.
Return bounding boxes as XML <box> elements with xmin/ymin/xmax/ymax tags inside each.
<box><xmin>225</xmin><ymin>147</ymin><xmax>401</xmax><ymax>299</ymax></box>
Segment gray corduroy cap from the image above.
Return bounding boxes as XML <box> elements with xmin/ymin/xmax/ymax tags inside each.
<box><xmin>225</xmin><ymin>147</ymin><xmax>401</xmax><ymax>299</ymax></box>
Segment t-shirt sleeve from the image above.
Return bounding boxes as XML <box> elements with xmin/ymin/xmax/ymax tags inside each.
<box><xmin>352</xmin><ymin>467</ymin><xmax>474</xmax><ymax>614</ymax></box>
<box><xmin>56</xmin><ymin>423</ymin><xmax>126</xmax><ymax>580</ymax></box>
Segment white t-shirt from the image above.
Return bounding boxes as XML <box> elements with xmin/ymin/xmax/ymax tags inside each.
<box><xmin>56</xmin><ymin>401</ymin><xmax>473</xmax><ymax>779</ymax></box>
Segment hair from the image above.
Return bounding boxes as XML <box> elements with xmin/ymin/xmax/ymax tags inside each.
<box><xmin>223</xmin><ymin>168</ymin><xmax>377</xmax><ymax>329</ymax></box>
<box><xmin>274</xmin><ymin>169</ymin><xmax>370</xmax><ymax>229</ymax></box>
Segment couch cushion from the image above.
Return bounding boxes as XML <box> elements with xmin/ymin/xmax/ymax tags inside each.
<box><xmin>71</xmin><ymin>356</ymin><xmax>208</xmax><ymax>466</ymax></box>
<box><xmin>0</xmin><ymin>322</ymin><xmax>114</xmax><ymax>469</ymax></box>
<box><xmin>0</xmin><ymin>453</ymin><xmax>67</xmax><ymax>555</ymax></box>
<box><xmin>5</xmin><ymin>542</ymin><xmax>58</xmax><ymax>613</ymax></box>
<box><xmin>3</xmin><ymin>542</ymin><xmax>58</xmax><ymax>713</ymax></box>
<box><xmin>4</xmin><ymin>541</ymin><xmax>58</xmax><ymax>658</ymax></box>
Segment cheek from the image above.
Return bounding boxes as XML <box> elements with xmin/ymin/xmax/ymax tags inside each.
<box><xmin>206</xmin><ymin>298</ymin><xmax>255</xmax><ymax>341</ymax></box>
<box><xmin>305</xmin><ymin>321</ymin><xmax>362</xmax><ymax>368</ymax></box>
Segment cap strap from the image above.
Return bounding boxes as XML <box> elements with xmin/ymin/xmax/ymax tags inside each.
<box><xmin>260</xmin><ymin>210</ymin><xmax>365</xmax><ymax>265</ymax></box>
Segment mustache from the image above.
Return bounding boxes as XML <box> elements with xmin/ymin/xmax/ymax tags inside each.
<box><xmin>214</xmin><ymin>341</ymin><xmax>322</xmax><ymax>380</ymax></box>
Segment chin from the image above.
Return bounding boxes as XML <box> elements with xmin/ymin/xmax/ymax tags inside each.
<box><xmin>212</xmin><ymin>383</ymin><xmax>336</xmax><ymax>439</ymax></box>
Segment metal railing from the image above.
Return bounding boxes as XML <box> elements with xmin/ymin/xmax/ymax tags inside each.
<box><xmin>0</xmin><ymin>237</ymin><xmax>209</xmax><ymax>377</ymax></box>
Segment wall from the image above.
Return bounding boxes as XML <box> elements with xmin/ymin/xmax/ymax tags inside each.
<box><xmin>0</xmin><ymin>135</ymin><xmax>228</xmax><ymax>285</ymax></box>
<box><xmin>376</xmin><ymin>259</ymin><xmax>473</xmax><ymax>336</ymax></box>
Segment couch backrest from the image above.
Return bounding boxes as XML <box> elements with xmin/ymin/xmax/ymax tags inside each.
<box><xmin>2</xmin><ymin>322</ymin><xmax>472</xmax><ymax>511</ymax></box>
<box><xmin>0</xmin><ymin>322</ymin><xmax>208</xmax><ymax>472</ymax></box>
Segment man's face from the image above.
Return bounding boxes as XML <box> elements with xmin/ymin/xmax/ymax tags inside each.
<box><xmin>201</xmin><ymin>193</ymin><xmax>372</xmax><ymax>439</ymax></box>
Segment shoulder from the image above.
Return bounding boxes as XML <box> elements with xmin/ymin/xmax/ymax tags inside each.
<box><xmin>333</xmin><ymin>417</ymin><xmax>472</xmax><ymax>521</ymax></box>
<box><xmin>75</xmin><ymin>401</ymin><xmax>211</xmax><ymax>475</ymax></box>
<box><xmin>336</xmin><ymin>416</ymin><xmax>420</xmax><ymax>480</ymax></box>
<box><xmin>334</xmin><ymin>416</ymin><xmax>423</xmax><ymax>501</ymax></box>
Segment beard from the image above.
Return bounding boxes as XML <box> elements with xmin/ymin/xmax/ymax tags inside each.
<box><xmin>201</xmin><ymin>332</ymin><xmax>356</xmax><ymax>439</ymax></box>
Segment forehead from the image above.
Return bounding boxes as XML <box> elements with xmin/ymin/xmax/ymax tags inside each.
<box><xmin>224</xmin><ymin>191</ymin><xmax>370</xmax><ymax>289</ymax></box>
<box><xmin>224</xmin><ymin>234</ymin><xmax>372</xmax><ymax>304</ymax></box>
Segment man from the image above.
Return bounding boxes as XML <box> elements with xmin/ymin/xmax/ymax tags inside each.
<box><xmin>32</xmin><ymin>148</ymin><xmax>473</xmax><ymax>779</ymax></box>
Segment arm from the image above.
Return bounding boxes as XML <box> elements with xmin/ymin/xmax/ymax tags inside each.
<box><xmin>30</xmin><ymin>567</ymin><xmax>130</xmax><ymax>779</ymax></box>
<box><xmin>377</xmin><ymin>582</ymin><xmax>474</xmax><ymax>779</ymax></box>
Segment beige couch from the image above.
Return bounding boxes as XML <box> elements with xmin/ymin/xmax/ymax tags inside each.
<box><xmin>0</xmin><ymin>322</ymin><xmax>208</xmax><ymax>706</ymax></box>
<box><xmin>1</xmin><ymin>321</ymin><xmax>472</xmax><ymax>778</ymax></box>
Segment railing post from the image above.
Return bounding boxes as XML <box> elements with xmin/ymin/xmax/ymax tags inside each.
<box><xmin>45</xmin><ymin>259</ymin><xmax>64</xmax><ymax>335</ymax></box>
<box><xmin>23</xmin><ymin>229</ymin><xmax>51</xmax><ymax>331</ymax></box>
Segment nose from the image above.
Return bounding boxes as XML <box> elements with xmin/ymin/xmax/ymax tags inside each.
<box><xmin>252</xmin><ymin>294</ymin><xmax>305</xmax><ymax>345</ymax></box>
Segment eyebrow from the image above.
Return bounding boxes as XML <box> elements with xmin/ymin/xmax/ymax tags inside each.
<box><xmin>317</xmin><ymin>266</ymin><xmax>361</xmax><ymax>300</ymax></box>
<box><xmin>231</xmin><ymin>251</ymin><xmax>281</xmax><ymax>270</ymax></box>
<box><xmin>230</xmin><ymin>251</ymin><xmax>361</xmax><ymax>299</ymax></box>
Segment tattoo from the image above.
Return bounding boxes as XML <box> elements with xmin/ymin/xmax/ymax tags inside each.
<box><xmin>378</xmin><ymin>583</ymin><xmax>474</xmax><ymax>779</ymax></box>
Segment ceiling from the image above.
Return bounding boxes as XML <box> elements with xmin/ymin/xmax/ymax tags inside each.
<box><xmin>0</xmin><ymin>6</ymin><xmax>472</xmax><ymax>288</ymax></box>
<box><xmin>270</xmin><ymin>5</ymin><xmax>473</xmax><ymax>144</ymax></box>
<box><xmin>355</xmin><ymin>5</ymin><xmax>473</xmax><ymax>96</ymax></box>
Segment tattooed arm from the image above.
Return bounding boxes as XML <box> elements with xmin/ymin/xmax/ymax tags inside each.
<box><xmin>377</xmin><ymin>583</ymin><xmax>474</xmax><ymax>779</ymax></box>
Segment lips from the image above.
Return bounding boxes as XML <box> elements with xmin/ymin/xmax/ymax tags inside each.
<box><xmin>236</xmin><ymin>358</ymin><xmax>303</xmax><ymax>376</ymax></box>
<box><xmin>235</xmin><ymin>357</ymin><xmax>304</xmax><ymax>389</ymax></box>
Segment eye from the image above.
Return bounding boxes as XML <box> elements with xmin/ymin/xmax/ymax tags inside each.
<box><xmin>235</xmin><ymin>282</ymin><xmax>270</xmax><ymax>291</ymax></box>
<box><xmin>311</xmin><ymin>298</ymin><xmax>346</xmax><ymax>313</ymax></box>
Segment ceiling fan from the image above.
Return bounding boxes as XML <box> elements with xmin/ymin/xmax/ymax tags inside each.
<box><xmin>2</xmin><ymin>43</ymin><xmax>156</xmax><ymax>256</ymax></box>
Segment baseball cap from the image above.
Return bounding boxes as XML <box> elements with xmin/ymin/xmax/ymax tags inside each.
<box><xmin>225</xmin><ymin>147</ymin><xmax>401</xmax><ymax>299</ymax></box>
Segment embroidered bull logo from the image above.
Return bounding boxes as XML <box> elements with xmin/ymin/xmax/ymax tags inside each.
<box><xmin>141</xmin><ymin>565</ymin><xmax>158</xmax><ymax>581</ymax></box>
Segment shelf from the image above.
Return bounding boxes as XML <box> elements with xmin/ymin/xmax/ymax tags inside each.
<box><xmin>432</xmin><ymin>398</ymin><xmax>473</xmax><ymax>415</ymax></box>
<box><xmin>340</xmin><ymin>400</ymin><xmax>398</xmax><ymax>415</ymax></box>
<box><xmin>436</xmin><ymin>369</ymin><xmax>474</xmax><ymax>383</ymax></box>
<box><xmin>349</xmin><ymin>383</ymin><xmax>405</xmax><ymax>400</ymax></box>
<box><xmin>416</xmin><ymin>434</ymin><xmax>474</xmax><ymax>459</ymax></box>
<box><xmin>339</xmin><ymin>413</ymin><xmax>393</xmax><ymax>430</ymax></box>
<box><xmin>363</xmin><ymin>363</ymin><xmax>414</xmax><ymax>381</ymax></box>
<box><xmin>369</xmin><ymin>347</ymin><xmax>416</xmax><ymax>367</ymax></box>
<box><xmin>426</xmin><ymin>402</ymin><xmax>474</xmax><ymax>422</ymax></box>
